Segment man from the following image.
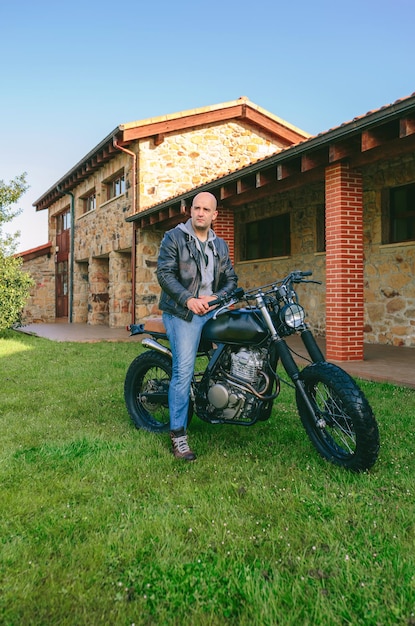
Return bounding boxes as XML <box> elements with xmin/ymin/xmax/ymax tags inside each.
<box><xmin>157</xmin><ymin>192</ymin><xmax>238</xmax><ymax>461</ymax></box>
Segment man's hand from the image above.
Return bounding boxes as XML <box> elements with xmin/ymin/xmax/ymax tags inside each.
<box><xmin>186</xmin><ymin>295</ymin><xmax>217</xmax><ymax>315</ymax></box>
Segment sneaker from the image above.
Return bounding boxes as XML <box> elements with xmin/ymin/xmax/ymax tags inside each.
<box><xmin>170</xmin><ymin>430</ymin><xmax>196</xmax><ymax>461</ymax></box>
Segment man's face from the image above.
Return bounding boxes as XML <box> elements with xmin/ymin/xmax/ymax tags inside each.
<box><xmin>190</xmin><ymin>194</ymin><xmax>218</xmax><ymax>234</ymax></box>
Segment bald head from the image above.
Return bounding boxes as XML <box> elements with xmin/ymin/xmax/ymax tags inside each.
<box><xmin>191</xmin><ymin>192</ymin><xmax>217</xmax><ymax>211</ymax></box>
<box><xmin>190</xmin><ymin>192</ymin><xmax>218</xmax><ymax>239</ymax></box>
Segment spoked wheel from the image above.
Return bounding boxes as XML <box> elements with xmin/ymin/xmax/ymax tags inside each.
<box><xmin>124</xmin><ymin>352</ymin><xmax>193</xmax><ymax>433</ymax></box>
<box><xmin>296</xmin><ymin>362</ymin><xmax>380</xmax><ymax>472</ymax></box>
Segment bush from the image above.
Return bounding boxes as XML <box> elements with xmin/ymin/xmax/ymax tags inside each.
<box><xmin>0</xmin><ymin>173</ymin><xmax>33</xmax><ymax>329</ymax></box>
<box><xmin>0</xmin><ymin>252</ymin><xmax>33</xmax><ymax>329</ymax></box>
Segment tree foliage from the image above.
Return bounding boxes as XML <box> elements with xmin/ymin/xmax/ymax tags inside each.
<box><xmin>0</xmin><ymin>173</ymin><xmax>34</xmax><ymax>329</ymax></box>
<box><xmin>0</xmin><ymin>172</ymin><xmax>29</xmax><ymax>251</ymax></box>
<box><xmin>0</xmin><ymin>253</ymin><xmax>34</xmax><ymax>329</ymax></box>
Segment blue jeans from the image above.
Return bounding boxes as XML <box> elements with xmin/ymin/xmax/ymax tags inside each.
<box><xmin>163</xmin><ymin>310</ymin><xmax>215</xmax><ymax>432</ymax></box>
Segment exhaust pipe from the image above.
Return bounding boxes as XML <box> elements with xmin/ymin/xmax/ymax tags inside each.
<box><xmin>142</xmin><ymin>337</ymin><xmax>172</xmax><ymax>358</ymax></box>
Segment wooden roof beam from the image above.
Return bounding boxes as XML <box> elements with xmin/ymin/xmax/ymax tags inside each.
<box><xmin>220</xmin><ymin>182</ymin><xmax>237</xmax><ymax>200</ymax></box>
<box><xmin>150</xmin><ymin>213</ymin><xmax>161</xmax><ymax>225</ymax></box>
<box><xmin>301</xmin><ymin>148</ymin><xmax>329</xmax><ymax>172</ymax></box>
<box><xmin>139</xmin><ymin>215</ymin><xmax>149</xmax><ymax>228</ymax></box>
<box><xmin>242</xmin><ymin>107</ymin><xmax>307</xmax><ymax>144</ymax></box>
<box><xmin>362</xmin><ymin>120</ymin><xmax>400</xmax><ymax>151</ymax></box>
<box><xmin>166</xmin><ymin>205</ymin><xmax>176</xmax><ymax>218</ymax></box>
<box><xmin>400</xmin><ymin>116</ymin><xmax>415</xmax><ymax>137</ymax></box>
<box><xmin>122</xmin><ymin>106</ymin><xmax>243</xmax><ymax>142</ymax></box>
<box><xmin>329</xmin><ymin>136</ymin><xmax>361</xmax><ymax>162</ymax></box>
<box><xmin>236</xmin><ymin>174</ymin><xmax>256</xmax><ymax>195</ymax></box>
<box><xmin>277</xmin><ymin>158</ymin><xmax>301</xmax><ymax>180</ymax></box>
<box><xmin>137</xmin><ymin>202</ymin><xmax>189</xmax><ymax>230</ymax></box>
<box><xmin>180</xmin><ymin>200</ymin><xmax>189</xmax><ymax>214</ymax></box>
<box><xmin>121</xmin><ymin>103</ymin><xmax>308</xmax><ymax>146</ymax></box>
<box><xmin>256</xmin><ymin>167</ymin><xmax>277</xmax><ymax>188</ymax></box>
<box><xmin>153</xmin><ymin>134</ymin><xmax>165</xmax><ymax>146</ymax></box>
<box><xmin>228</xmin><ymin>167</ymin><xmax>324</xmax><ymax>208</ymax></box>
<box><xmin>158</xmin><ymin>208</ymin><xmax>169</xmax><ymax>222</ymax></box>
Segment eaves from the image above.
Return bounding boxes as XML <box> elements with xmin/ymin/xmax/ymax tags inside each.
<box><xmin>127</xmin><ymin>92</ymin><xmax>415</xmax><ymax>227</ymax></box>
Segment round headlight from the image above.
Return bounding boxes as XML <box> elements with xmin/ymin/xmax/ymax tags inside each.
<box><xmin>280</xmin><ymin>303</ymin><xmax>305</xmax><ymax>329</ymax></box>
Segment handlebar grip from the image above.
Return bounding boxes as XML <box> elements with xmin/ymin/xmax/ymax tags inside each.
<box><xmin>210</xmin><ymin>287</ymin><xmax>245</xmax><ymax>307</ymax></box>
<box><xmin>233</xmin><ymin>287</ymin><xmax>245</xmax><ymax>299</ymax></box>
<box><xmin>209</xmin><ymin>296</ymin><xmax>222</xmax><ymax>307</ymax></box>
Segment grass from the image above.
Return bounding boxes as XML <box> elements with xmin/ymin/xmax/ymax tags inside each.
<box><xmin>1</xmin><ymin>328</ymin><xmax>415</xmax><ymax>626</ymax></box>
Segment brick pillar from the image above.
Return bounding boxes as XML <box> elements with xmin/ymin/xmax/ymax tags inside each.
<box><xmin>325</xmin><ymin>163</ymin><xmax>364</xmax><ymax>361</ymax></box>
<box><xmin>214</xmin><ymin>206</ymin><xmax>235</xmax><ymax>263</ymax></box>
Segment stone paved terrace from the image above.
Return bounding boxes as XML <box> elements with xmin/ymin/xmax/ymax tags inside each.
<box><xmin>15</xmin><ymin>323</ymin><xmax>415</xmax><ymax>390</ymax></box>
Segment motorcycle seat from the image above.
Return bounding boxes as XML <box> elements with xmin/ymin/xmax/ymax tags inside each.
<box><xmin>144</xmin><ymin>317</ymin><xmax>166</xmax><ymax>334</ymax></box>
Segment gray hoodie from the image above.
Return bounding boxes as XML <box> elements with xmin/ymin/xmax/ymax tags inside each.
<box><xmin>178</xmin><ymin>221</ymin><xmax>217</xmax><ymax>296</ymax></box>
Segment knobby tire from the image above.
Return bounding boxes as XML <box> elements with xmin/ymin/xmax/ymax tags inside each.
<box><xmin>296</xmin><ymin>362</ymin><xmax>380</xmax><ymax>472</ymax></box>
<box><xmin>124</xmin><ymin>352</ymin><xmax>193</xmax><ymax>433</ymax></box>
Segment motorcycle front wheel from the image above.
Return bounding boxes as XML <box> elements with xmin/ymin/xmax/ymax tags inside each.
<box><xmin>296</xmin><ymin>362</ymin><xmax>380</xmax><ymax>472</ymax></box>
<box><xmin>124</xmin><ymin>352</ymin><xmax>193</xmax><ymax>433</ymax></box>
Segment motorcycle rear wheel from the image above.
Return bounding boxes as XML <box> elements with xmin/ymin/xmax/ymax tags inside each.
<box><xmin>296</xmin><ymin>362</ymin><xmax>379</xmax><ymax>472</ymax></box>
<box><xmin>124</xmin><ymin>352</ymin><xmax>192</xmax><ymax>433</ymax></box>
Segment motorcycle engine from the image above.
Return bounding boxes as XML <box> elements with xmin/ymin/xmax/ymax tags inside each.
<box><xmin>206</xmin><ymin>347</ymin><xmax>268</xmax><ymax>422</ymax></box>
<box><xmin>230</xmin><ymin>348</ymin><xmax>263</xmax><ymax>381</ymax></box>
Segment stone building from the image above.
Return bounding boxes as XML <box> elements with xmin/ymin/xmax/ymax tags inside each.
<box><xmin>20</xmin><ymin>97</ymin><xmax>308</xmax><ymax>328</ymax></box>
<box><xmin>16</xmin><ymin>243</ymin><xmax>54</xmax><ymax>323</ymax></box>
<box><xmin>19</xmin><ymin>93</ymin><xmax>415</xmax><ymax>359</ymax></box>
<box><xmin>126</xmin><ymin>93</ymin><xmax>415</xmax><ymax>359</ymax></box>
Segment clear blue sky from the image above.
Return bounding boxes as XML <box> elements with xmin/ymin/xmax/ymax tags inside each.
<box><xmin>1</xmin><ymin>0</ymin><xmax>414</xmax><ymax>252</ymax></box>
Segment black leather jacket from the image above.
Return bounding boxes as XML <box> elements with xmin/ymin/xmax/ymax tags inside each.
<box><xmin>157</xmin><ymin>223</ymin><xmax>238</xmax><ymax>321</ymax></box>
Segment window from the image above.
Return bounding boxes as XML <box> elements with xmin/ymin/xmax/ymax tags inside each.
<box><xmin>82</xmin><ymin>190</ymin><xmax>96</xmax><ymax>214</ymax></box>
<box><xmin>106</xmin><ymin>171</ymin><xmax>125</xmax><ymax>201</ymax></box>
<box><xmin>56</xmin><ymin>209</ymin><xmax>71</xmax><ymax>233</ymax></box>
<box><xmin>242</xmin><ymin>214</ymin><xmax>291</xmax><ymax>260</ymax></box>
<box><xmin>386</xmin><ymin>183</ymin><xmax>415</xmax><ymax>243</ymax></box>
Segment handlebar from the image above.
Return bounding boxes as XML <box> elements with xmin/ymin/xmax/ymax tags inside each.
<box><xmin>209</xmin><ymin>287</ymin><xmax>245</xmax><ymax>308</ymax></box>
<box><xmin>210</xmin><ymin>271</ymin><xmax>320</xmax><ymax>309</ymax></box>
<box><xmin>292</xmin><ymin>270</ymin><xmax>312</xmax><ymax>280</ymax></box>
<box><xmin>244</xmin><ymin>270</ymin><xmax>320</xmax><ymax>298</ymax></box>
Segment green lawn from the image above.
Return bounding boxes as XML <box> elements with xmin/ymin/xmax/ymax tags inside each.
<box><xmin>1</xmin><ymin>329</ymin><xmax>414</xmax><ymax>625</ymax></box>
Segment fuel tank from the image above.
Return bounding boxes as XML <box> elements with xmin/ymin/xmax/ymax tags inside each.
<box><xmin>202</xmin><ymin>308</ymin><xmax>268</xmax><ymax>346</ymax></box>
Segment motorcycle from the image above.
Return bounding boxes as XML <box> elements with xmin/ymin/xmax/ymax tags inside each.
<box><xmin>124</xmin><ymin>270</ymin><xmax>380</xmax><ymax>472</ymax></box>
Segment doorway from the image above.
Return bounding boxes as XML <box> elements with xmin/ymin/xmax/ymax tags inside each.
<box><xmin>55</xmin><ymin>209</ymin><xmax>70</xmax><ymax>319</ymax></box>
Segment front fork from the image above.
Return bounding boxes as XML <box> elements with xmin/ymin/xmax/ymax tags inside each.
<box><xmin>256</xmin><ymin>293</ymin><xmax>324</xmax><ymax>422</ymax></box>
<box><xmin>256</xmin><ymin>293</ymin><xmax>324</xmax><ymax>366</ymax></box>
<box><xmin>272</xmin><ymin>330</ymin><xmax>324</xmax><ymax>423</ymax></box>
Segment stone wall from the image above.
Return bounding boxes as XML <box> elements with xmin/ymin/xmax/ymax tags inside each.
<box><xmin>364</xmin><ymin>244</ymin><xmax>415</xmax><ymax>346</ymax></box>
<box><xmin>134</xmin><ymin>229</ymin><xmax>163</xmax><ymax>320</ymax></box>
<box><xmin>23</xmin><ymin>115</ymin><xmax>415</xmax><ymax>344</ymax></box>
<box><xmin>73</xmin><ymin>260</ymin><xmax>88</xmax><ymax>323</ymax></box>
<box><xmin>73</xmin><ymin>153</ymin><xmax>133</xmax><ymax>261</ymax></box>
<box><xmin>234</xmin><ymin>182</ymin><xmax>327</xmax><ymax>336</ymax></box>
<box><xmin>234</xmin><ymin>155</ymin><xmax>415</xmax><ymax>347</ymax></box>
<box><xmin>37</xmin><ymin>118</ymin><xmax>285</xmax><ymax>327</ymax></box>
<box><xmin>363</xmin><ymin>154</ymin><xmax>415</xmax><ymax>347</ymax></box>
<box><xmin>87</xmin><ymin>257</ymin><xmax>109</xmax><ymax>325</ymax></box>
<box><xmin>138</xmin><ymin>120</ymin><xmax>285</xmax><ymax>208</ymax></box>
<box><xmin>109</xmin><ymin>251</ymin><xmax>132</xmax><ymax>328</ymax></box>
<box><xmin>133</xmin><ymin>154</ymin><xmax>415</xmax><ymax>349</ymax></box>
<box><xmin>19</xmin><ymin>252</ymin><xmax>55</xmax><ymax>324</ymax></box>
